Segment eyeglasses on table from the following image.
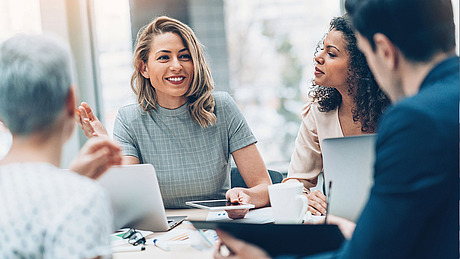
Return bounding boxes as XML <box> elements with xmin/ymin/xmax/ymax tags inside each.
<box><xmin>122</xmin><ymin>228</ymin><xmax>146</xmax><ymax>246</ymax></box>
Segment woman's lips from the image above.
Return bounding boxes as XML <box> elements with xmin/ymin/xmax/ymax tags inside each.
<box><xmin>314</xmin><ymin>67</ymin><xmax>324</xmax><ymax>75</ymax></box>
<box><xmin>165</xmin><ymin>76</ymin><xmax>186</xmax><ymax>84</ymax></box>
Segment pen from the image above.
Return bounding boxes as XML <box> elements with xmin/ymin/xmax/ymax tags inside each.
<box><xmin>324</xmin><ymin>181</ymin><xmax>332</xmax><ymax>224</ymax></box>
<box><xmin>196</xmin><ymin>229</ymin><xmax>214</xmax><ymax>247</ymax></box>
<box><xmin>112</xmin><ymin>246</ymin><xmax>145</xmax><ymax>253</ymax></box>
<box><xmin>153</xmin><ymin>239</ymin><xmax>171</xmax><ymax>251</ymax></box>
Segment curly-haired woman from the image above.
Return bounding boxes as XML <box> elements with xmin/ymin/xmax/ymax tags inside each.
<box><xmin>76</xmin><ymin>16</ymin><xmax>271</xmax><ymax>218</ymax></box>
<box><xmin>283</xmin><ymin>15</ymin><xmax>390</xmax><ymax>216</ymax></box>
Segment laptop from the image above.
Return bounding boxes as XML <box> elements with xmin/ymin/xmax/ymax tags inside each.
<box><xmin>98</xmin><ymin>164</ymin><xmax>186</xmax><ymax>232</ymax></box>
<box><xmin>321</xmin><ymin>134</ymin><xmax>377</xmax><ymax>222</ymax></box>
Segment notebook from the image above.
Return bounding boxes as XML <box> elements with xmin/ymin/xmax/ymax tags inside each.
<box><xmin>321</xmin><ymin>134</ymin><xmax>377</xmax><ymax>222</ymax></box>
<box><xmin>98</xmin><ymin>164</ymin><xmax>186</xmax><ymax>232</ymax></box>
<box><xmin>191</xmin><ymin>220</ymin><xmax>344</xmax><ymax>257</ymax></box>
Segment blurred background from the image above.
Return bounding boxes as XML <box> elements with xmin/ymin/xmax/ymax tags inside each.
<box><xmin>0</xmin><ymin>0</ymin><xmax>458</xmax><ymax>173</ymax></box>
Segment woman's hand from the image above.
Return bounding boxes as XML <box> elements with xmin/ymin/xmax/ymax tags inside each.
<box><xmin>75</xmin><ymin>102</ymin><xmax>108</xmax><ymax>138</ymax></box>
<box><xmin>69</xmin><ymin>136</ymin><xmax>122</xmax><ymax>179</ymax></box>
<box><xmin>225</xmin><ymin>188</ymin><xmax>251</xmax><ymax>219</ymax></box>
<box><xmin>230</xmin><ymin>144</ymin><xmax>272</xmax><ymax>217</ymax></box>
<box><xmin>307</xmin><ymin>190</ymin><xmax>327</xmax><ymax>216</ymax></box>
<box><xmin>214</xmin><ymin>229</ymin><xmax>271</xmax><ymax>259</ymax></box>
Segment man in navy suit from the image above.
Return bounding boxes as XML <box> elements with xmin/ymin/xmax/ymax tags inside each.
<box><xmin>214</xmin><ymin>0</ymin><xmax>459</xmax><ymax>258</ymax></box>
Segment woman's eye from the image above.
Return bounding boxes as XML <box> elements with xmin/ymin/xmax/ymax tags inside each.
<box><xmin>157</xmin><ymin>55</ymin><xmax>169</xmax><ymax>61</ymax></box>
<box><xmin>328</xmin><ymin>52</ymin><xmax>337</xmax><ymax>57</ymax></box>
<box><xmin>180</xmin><ymin>54</ymin><xmax>191</xmax><ymax>60</ymax></box>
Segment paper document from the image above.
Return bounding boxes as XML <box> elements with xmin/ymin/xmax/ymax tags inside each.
<box><xmin>151</xmin><ymin>222</ymin><xmax>217</xmax><ymax>251</ymax></box>
<box><xmin>206</xmin><ymin>208</ymin><xmax>323</xmax><ymax>224</ymax></box>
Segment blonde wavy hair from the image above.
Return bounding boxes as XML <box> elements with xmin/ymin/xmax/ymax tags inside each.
<box><xmin>131</xmin><ymin>16</ymin><xmax>216</xmax><ymax>127</ymax></box>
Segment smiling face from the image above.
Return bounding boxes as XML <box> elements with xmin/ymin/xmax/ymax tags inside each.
<box><xmin>140</xmin><ymin>32</ymin><xmax>194</xmax><ymax>109</ymax></box>
<box><xmin>314</xmin><ymin>30</ymin><xmax>350</xmax><ymax>92</ymax></box>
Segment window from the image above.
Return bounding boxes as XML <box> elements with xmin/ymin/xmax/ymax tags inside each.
<box><xmin>92</xmin><ymin>0</ymin><xmax>135</xmax><ymax>136</ymax></box>
<box><xmin>224</xmin><ymin>0</ymin><xmax>341</xmax><ymax>171</ymax></box>
<box><xmin>92</xmin><ymin>0</ymin><xmax>458</xmax><ymax>173</ymax></box>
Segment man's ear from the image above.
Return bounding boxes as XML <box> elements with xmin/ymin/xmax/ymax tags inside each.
<box><xmin>66</xmin><ymin>85</ymin><xmax>77</xmax><ymax>117</ymax></box>
<box><xmin>373</xmin><ymin>33</ymin><xmax>399</xmax><ymax>71</ymax></box>
<box><xmin>139</xmin><ymin>60</ymin><xmax>150</xmax><ymax>78</ymax></box>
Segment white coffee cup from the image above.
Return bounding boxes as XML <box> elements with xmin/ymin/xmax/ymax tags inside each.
<box><xmin>268</xmin><ymin>182</ymin><xmax>308</xmax><ymax>224</ymax></box>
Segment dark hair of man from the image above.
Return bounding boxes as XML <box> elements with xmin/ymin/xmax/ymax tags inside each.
<box><xmin>345</xmin><ymin>0</ymin><xmax>456</xmax><ymax>62</ymax></box>
<box><xmin>309</xmin><ymin>16</ymin><xmax>390</xmax><ymax>133</ymax></box>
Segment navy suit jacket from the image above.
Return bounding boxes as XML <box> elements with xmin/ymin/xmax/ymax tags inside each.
<box><xmin>278</xmin><ymin>56</ymin><xmax>459</xmax><ymax>259</ymax></box>
<box><xmin>338</xmin><ymin>56</ymin><xmax>460</xmax><ymax>258</ymax></box>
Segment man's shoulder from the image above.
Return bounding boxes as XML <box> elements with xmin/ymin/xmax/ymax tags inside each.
<box><xmin>388</xmin><ymin>68</ymin><xmax>458</xmax><ymax>127</ymax></box>
<box><xmin>405</xmin><ymin>56</ymin><xmax>459</xmax><ymax>114</ymax></box>
<box><xmin>377</xmin><ymin>63</ymin><xmax>459</xmax><ymax>153</ymax></box>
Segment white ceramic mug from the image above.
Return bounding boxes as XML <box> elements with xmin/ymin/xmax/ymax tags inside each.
<box><xmin>268</xmin><ymin>182</ymin><xmax>308</xmax><ymax>224</ymax></box>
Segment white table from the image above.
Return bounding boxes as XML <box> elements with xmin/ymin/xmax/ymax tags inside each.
<box><xmin>113</xmin><ymin>209</ymin><xmax>213</xmax><ymax>259</ymax></box>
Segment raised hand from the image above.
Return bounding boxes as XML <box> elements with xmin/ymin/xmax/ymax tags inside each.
<box><xmin>75</xmin><ymin>102</ymin><xmax>108</xmax><ymax>138</ymax></box>
<box><xmin>69</xmin><ymin>136</ymin><xmax>122</xmax><ymax>179</ymax></box>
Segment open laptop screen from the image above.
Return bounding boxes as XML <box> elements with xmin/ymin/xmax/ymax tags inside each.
<box><xmin>98</xmin><ymin>164</ymin><xmax>185</xmax><ymax>231</ymax></box>
<box><xmin>321</xmin><ymin>134</ymin><xmax>377</xmax><ymax>222</ymax></box>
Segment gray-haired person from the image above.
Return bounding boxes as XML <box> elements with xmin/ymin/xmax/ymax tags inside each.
<box><xmin>0</xmin><ymin>34</ymin><xmax>122</xmax><ymax>258</ymax></box>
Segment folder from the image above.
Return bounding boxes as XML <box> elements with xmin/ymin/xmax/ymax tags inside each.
<box><xmin>191</xmin><ymin>221</ymin><xmax>344</xmax><ymax>257</ymax></box>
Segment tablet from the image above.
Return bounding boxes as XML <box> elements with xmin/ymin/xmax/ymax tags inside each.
<box><xmin>190</xmin><ymin>221</ymin><xmax>345</xmax><ymax>257</ymax></box>
<box><xmin>185</xmin><ymin>199</ymin><xmax>255</xmax><ymax>210</ymax></box>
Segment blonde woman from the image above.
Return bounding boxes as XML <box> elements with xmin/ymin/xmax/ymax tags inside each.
<box><xmin>77</xmin><ymin>16</ymin><xmax>271</xmax><ymax>217</ymax></box>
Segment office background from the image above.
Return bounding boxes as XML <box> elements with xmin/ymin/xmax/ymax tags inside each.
<box><xmin>0</xmin><ymin>0</ymin><xmax>458</xmax><ymax>174</ymax></box>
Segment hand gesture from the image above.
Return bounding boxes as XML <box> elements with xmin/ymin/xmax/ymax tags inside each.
<box><xmin>69</xmin><ymin>136</ymin><xmax>122</xmax><ymax>179</ymax></box>
<box><xmin>75</xmin><ymin>102</ymin><xmax>108</xmax><ymax>138</ymax></box>
<box><xmin>225</xmin><ymin>188</ymin><xmax>251</xmax><ymax>219</ymax></box>
<box><xmin>307</xmin><ymin>190</ymin><xmax>327</xmax><ymax>216</ymax></box>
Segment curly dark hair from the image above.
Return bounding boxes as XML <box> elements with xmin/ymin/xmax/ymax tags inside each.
<box><xmin>309</xmin><ymin>15</ymin><xmax>390</xmax><ymax>133</ymax></box>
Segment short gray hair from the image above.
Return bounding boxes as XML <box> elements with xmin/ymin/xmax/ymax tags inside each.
<box><xmin>0</xmin><ymin>34</ymin><xmax>75</xmax><ymax>135</ymax></box>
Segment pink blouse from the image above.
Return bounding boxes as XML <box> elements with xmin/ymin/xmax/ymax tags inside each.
<box><xmin>283</xmin><ymin>101</ymin><xmax>343</xmax><ymax>193</ymax></box>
